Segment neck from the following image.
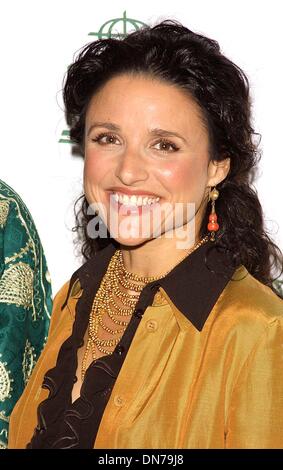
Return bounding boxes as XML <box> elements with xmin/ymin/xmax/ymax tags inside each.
<box><xmin>120</xmin><ymin>228</ymin><xmax>204</xmax><ymax>279</ymax></box>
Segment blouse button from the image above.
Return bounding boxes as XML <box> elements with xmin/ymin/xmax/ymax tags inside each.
<box><xmin>114</xmin><ymin>395</ymin><xmax>125</xmax><ymax>407</ymax></box>
<box><xmin>73</xmin><ymin>376</ymin><xmax>78</xmax><ymax>383</ymax></box>
<box><xmin>146</xmin><ymin>319</ymin><xmax>158</xmax><ymax>332</ymax></box>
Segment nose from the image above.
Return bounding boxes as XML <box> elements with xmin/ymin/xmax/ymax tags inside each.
<box><xmin>115</xmin><ymin>146</ymin><xmax>148</xmax><ymax>186</ymax></box>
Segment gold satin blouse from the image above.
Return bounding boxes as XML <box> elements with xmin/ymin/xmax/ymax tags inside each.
<box><xmin>8</xmin><ymin>241</ymin><xmax>283</xmax><ymax>449</ymax></box>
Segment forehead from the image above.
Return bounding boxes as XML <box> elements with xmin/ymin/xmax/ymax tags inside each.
<box><xmin>86</xmin><ymin>73</ymin><xmax>206</xmax><ymax>129</ymax></box>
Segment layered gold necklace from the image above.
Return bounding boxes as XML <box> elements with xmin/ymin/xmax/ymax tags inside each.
<box><xmin>81</xmin><ymin>235</ymin><xmax>209</xmax><ymax>380</ymax></box>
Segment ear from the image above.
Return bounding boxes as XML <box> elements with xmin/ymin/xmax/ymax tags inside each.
<box><xmin>206</xmin><ymin>158</ymin><xmax>230</xmax><ymax>187</ymax></box>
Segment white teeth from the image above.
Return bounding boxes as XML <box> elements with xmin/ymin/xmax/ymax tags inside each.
<box><xmin>112</xmin><ymin>192</ymin><xmax>160</xmax><ymax>206</ymax></box>
<box><xmin>142</xmin><ymin>197</ymin><xmax>148</xmax><ymax>206</ymax></box>
<box><xmin>129</xmin><ymin>195</ymin><xmax>137</xmax><ymax>205</ymax></box>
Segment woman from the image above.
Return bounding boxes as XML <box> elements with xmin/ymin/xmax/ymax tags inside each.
<box><xmin>0</xmin><ymin>180</ymin><xmax>52</xmax><ymax>449</ymax></box>
<box><xmin>8</xmin><ymin>20</ymin><xmax>283</xmax><ymax>449</ymax></box>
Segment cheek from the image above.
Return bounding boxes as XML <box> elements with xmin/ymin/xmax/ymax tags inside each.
<box><xmin>157</xmin><ymin>159</ymin><xmax>207</xmax><ymax>197</ymax></box>
<box><xmin>83</xmin><ymin>150</ymin><xmax>109</xmax><ymax>183</ymax></box>
<box><xmin>84</xmin><ymin>151</ymin><xmax>98</xmax><ymax>179</ymax></box>
<box><xmin>83</xmin><ymin>152</ymin><xmax>109</xmax><ymax>204</ymax></box>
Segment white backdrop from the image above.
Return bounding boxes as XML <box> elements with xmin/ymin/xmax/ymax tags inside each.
<box><xmin>1</xmin><ymin>0</ymin><xmax>282</xmax><ymax>294</ymax></box>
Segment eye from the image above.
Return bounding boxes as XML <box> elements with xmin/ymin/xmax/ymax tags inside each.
<box><xmin>91</xmin><ymin>132</ymin><xmax>120</xmax><ymax>145</ymax></box>
<box><xmin>153</xmin><ymin>139</ymin><xmax>180</xmax><ymax>153</ymax></box>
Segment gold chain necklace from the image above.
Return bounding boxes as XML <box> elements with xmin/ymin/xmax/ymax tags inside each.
<box><xmin>81</xmin><ymin>235</ymin><xmax>209</xmax><ymax>380</ymax></box>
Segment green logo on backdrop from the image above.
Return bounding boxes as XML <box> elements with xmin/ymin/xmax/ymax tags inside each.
<box><xmin>58</xmin><ymin>129</ymin><xmax>71</xmax><ymax>144</ymax></box>
<box><xmin>59</xmin><ymin>11</ymin><xmax>147</xmax><ymax>144</ymax></box>
<box><xmin>88</xmin><ymin>10</ymin><xmax>147</xmax><ymax>38</ymax></box>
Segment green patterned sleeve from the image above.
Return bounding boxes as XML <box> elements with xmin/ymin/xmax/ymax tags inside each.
<box><xmin>0</xmin><ymin>180</ymin><xmax>53</xmax><ymax>449</ymax></box>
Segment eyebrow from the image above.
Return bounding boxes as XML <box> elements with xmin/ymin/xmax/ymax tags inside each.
<box><xmin>86</xmin><ymin>121</ymin><xmax>187</xmax><ymax>142</ymax></box>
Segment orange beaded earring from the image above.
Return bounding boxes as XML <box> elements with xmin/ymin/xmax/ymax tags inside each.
<box><xmin>207</xmin><ymin>186</ymin><xmax>220</xmax><ymax>242</ymax></box>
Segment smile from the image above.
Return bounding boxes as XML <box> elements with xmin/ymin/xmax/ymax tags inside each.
<box><xmin>111</xmin><ymin>192</ymin><xmax>160</xmax><ymax>207</ymax></box>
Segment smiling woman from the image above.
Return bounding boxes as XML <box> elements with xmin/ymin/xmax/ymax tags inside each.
<box><xmin>83</xmin><ymin>73</ymin><xmax>226</xmax><ymax>254</ymax></box>
<box><xmin>8</xmin><ymin>20</ymin><xmax>283</xmax><ymax>449</ymax></box>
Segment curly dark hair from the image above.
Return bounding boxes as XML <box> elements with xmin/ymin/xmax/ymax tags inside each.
<box><xmin>63</xmin><ymin>19</ymin><xmax>283</xmax><ymax>298</ymax></box>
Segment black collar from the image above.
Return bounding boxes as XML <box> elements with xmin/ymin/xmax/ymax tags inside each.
<box><xmin>66</xmin><ymin>239</ymin><xmax>237</xmax><ymax>331</ymax></box>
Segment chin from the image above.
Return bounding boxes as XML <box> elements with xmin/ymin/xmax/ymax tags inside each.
<box><xmin>111</xmin><ymin>234</ymin><xmax>152</xmax><ymax>248</ymax></box>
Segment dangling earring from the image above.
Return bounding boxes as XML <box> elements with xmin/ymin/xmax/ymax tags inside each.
<box><xmin>207</xmin><ymin>186</ymin><xmax>219</xmax><ymax>242</ymax></box>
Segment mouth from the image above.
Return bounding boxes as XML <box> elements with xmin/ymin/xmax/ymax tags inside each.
<box><xmin>108</xmin><ymin>191</ymin><xmax>161</xmax><ymax>215</ymax></box>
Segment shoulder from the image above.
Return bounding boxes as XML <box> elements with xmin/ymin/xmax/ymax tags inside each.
<box><xmin>209</xmin><ymin>265</ymin><xmax>283</xmax><ymax>353</ymax></box>
<box><xmin>53</xmin><ymin>279</ymin><xmax>72</xmax><ymax>306</ymax></box>
<box><xmin>47</xmin><ymin>280</ymin><xmax>72</xmax><ymax>335</ymax></box>
<box><xmin>222</xmin><ymin>265</ymin><xmax>283</xmax><ymax>324</ymax></box>
<box><xmin>47</xmin><ymin>264</ymin><xmax>87</xmax><ymax>330</ymax></box>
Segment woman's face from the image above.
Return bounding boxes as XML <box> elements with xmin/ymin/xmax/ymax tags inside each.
<box><xmin>84</xmin><ymin>74</ymin><xmax>229</xmax><ymax>247</ymax></box>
